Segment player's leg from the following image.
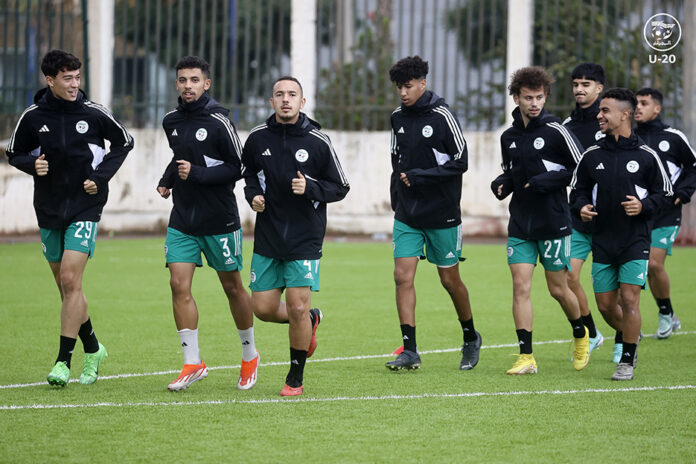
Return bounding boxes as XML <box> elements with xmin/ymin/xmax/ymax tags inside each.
<box><xmin>648</xmin><ymin>234</ymin><xmax>680</xmax><ymax>338</ymax></box>
<box><xmin>611</xmin><ymin>283</ymin><xmax>642</xmax><ymax>381</ymax></box>
<box><xmin>282</xmin><ymin>286</ymin><xmax>312</xmax><ymax>396</ymax></box>
<box><xmin>507</xmin><ymin>261</ymin><xmax>538</xmax><ymax>375</ymax></box>
<box><xmin>569</xmin><ymin>255</ymin><xmax>602</xmax><ymax>351</ymax></box>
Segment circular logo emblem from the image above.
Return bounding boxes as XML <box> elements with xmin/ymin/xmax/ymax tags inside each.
<box><xmin>626</xmin><ymin>160</ymin><xmax>640</xmax><ymax>173</ymax></box>
<box><xmin>595</xmin><ymin>130</ymin><xmax>605</xmax><ymax>141</ymax></box>
<box><xmin>295</xmin><ymin>149</ymin><xmax>309</xmax><ymax>162</ymax></box>
<box><xmin>422</xmin><ymin>125</ymin><xmax>433</xmax><ymax>138</ymax></box>
<box><xmin>659</xmin><ymin>140</ymin><xmax>670</xmax><ymax>152</ymax></box>
<box><xmin>533</xmin><ymin>137</ymin><xmax>545</xmax><ymax>149</ymax></box>
<box><xmin>643</xmin><ymin>13</ymin><xmax>682</xmax><ymax>52</ymax></box>
<box><xmin>507</xmin><ymin>247</ymin><xmax>514</xmax><ymax>257</ymax></box>
<box><xmin>250</xmin><ymin>271</ymin><xmax>256</xmax><ymax>283</ymax></box>
<box><xmin>75</xmin><ymin>120</ymin><xmax>89</xmax><ymax>134</ymax></box>
<box><xmin>195</xmin><ymin>128</ymin><xmax>208</xmax><ymax>141</ymax></box>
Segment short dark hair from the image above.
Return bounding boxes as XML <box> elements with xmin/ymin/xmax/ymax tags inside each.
<box><xmin>571</xmin><ymin>63</ymin><xmax>606</xmax><ymax>85</ymax></box>
<box><xmin>273</xmin><ymin>76</ymin><xmax>303</xmax><ymax>95</ymax></box>
<box><xmin>601</xmin><ymin>87</ymin><xmax>637</xmax><ymax>112</ymax></box>
<box><xmin>508</xmin><ymin>66</ymin><xmax>554</xmax><ymax>96</ymax></box>
<box><xmin>389</xmin><ymin>56</ymin><xmax>429</xmax><ymax>84</ymax></box>
<box><xmin>41</xmin><ymin>50</ymin><xmax>81</xmax><ymax>77</ymax></box>
<box><xmin>175</xmin><ymin>56</ymin><xmax>210</xmax><ymax>78</ymax></box>
<box><xmin>636</xmin><ymin>87</ymin><xmax>663</xmax><ymax>105</ymax></box>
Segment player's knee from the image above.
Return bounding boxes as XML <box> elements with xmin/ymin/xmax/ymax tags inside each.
<box><xmin>394</xmin><ymin>269</ymin><xmax>414</xmax><ymax>288</ymax></box>
<box><xmin>439</xmin><ymin>273</ymin><xmax>461</xmax><ymax>294</ymax></box>
<box><xmin>286</xmin><ymin>303</ymin><xmax>308</xmax><ymax>322</ymax></box>
<box><xmin>252</xmin><ymin>304</ymin><xmax>274</xmax><ymax>321</ymax></box>
<box><xmin>647</xmin><ymin>259</ymin><xmax>663</xmax><ymax>276</ymax></box>
<box><xmin>547</xmin><ymin>285</ymin><xmax>567</xmax><ymax>302</ymax></box>
<box><xmin>59</xmin><ymin>270</ymin><xmax>81</xmax><ymax>293</ymax></box>
<box><xmin>169</xmin><ymin>276</ymin><xmax>191</xmax><ymax>297</ymax></box>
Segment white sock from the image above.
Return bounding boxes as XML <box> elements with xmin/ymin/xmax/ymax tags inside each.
<box><xmin>177</xmin><ymin>328</ymin><xmax>201</xmax><ymax>365</ymax></box>
<box><xmin>238</xmin><ymin>327</ymin><xmax>257</xmax><ymax>362</ymax></box>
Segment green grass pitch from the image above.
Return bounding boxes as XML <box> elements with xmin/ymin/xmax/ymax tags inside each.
<box><xmin>1</xmin><ymin>237</ymin><xmax>695</xmax><ymax>463</ymax></box>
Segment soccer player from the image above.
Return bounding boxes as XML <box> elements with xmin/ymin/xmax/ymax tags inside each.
<box><xmin>563</xmin><ymin>63</ymin><xmax>625</xmax><ymax>362</ymax></box>
<box><xmin>571</xmin><ymin>88</ymin><xmax>673</xmax><ymax>380</ymax></box>
<box><xmin>242</xmin><ymin>76</ymin><xmax>349</xmax><ymax>396</ymax></box>
<box><xmin>634</xmin><ymin>87</ymin><xmax>696</xmax><ymax>339</ymax></box>
<box><xmin>491</xmin><ymin>66</ymin><xmax>589</xmax><ymax>375</ymax></box>
<box><xmin>157</xmin><ymin>56</ymin><xmax>259</xmax><ymax>392</ymax></box>
<box><xmin>385</xmin><ymin>56</ymin><xmax>481</xmax><ymax>372</ymax></box>
<box><xmin>6</xmin><ymin>50</ymin><xmax>133</xmax><ymax>386</ymax></box>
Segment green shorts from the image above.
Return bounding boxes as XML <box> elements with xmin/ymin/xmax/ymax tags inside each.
<box><xmin>591</xmin><ymin>260</ymin><xmax>648</xmax><ymax>293</ymax></box>
<box><xmin>393</xmin><ymin>219</ymin><xmax>462</xmax><ymax>267</ymax></box>
<box><xmin>249</xmin><ymin>253</ymin><xmax>320</xmax><ymax>292</ymax></box>
<box><xmin>507</xmin><ymin>235</ymin><xmax>571</xmax><ymax>272</ymax></box>
<box><xmin>165</xmin><ymin>227</ymin><xmax>243</xmax><ymax>272</ymax></box>
<box><xmin>651</xmin><ymin>226</ymin><xmax>679</xmax><ymax>256</ymax></box>
<box><xmin>40</xmin><ymin>221</ymin><xmax>99</xmax><ymax>263</ymax></box>
<box><xmin>570</xmin><ymin>230</ymin><xmax>592</xmax><ymax>261</ymax></box>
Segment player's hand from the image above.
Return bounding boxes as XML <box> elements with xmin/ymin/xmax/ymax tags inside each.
<box><xmin>157</xmin><ymin>186</ymin><xmax>171</xmax><ymax>199</ymax></box>
<box><xmin>675</xmin><ymin>197</ymin><xmax>681</xmax><ymax>205</ymax></box>
<box><xmin>252</xmin><ymin>195</ymin><xmax>266</xmax><ymax>212</ymax></box>
<box><xmin>400</xmin><ymin>172</ymin><xmax>411</xmax><ymax>187</ymax></box>
<box><xmin>524</xmin><ymin>182</ymin><xmax>530</xmax><ymax>188</ymax></box>
<box><xmin>496</xmin><ymin>183</ymin><xmax>504</xmax><ymax>197</ymax></box>
<box><xmin>176</xmin><ymin>160</ymin><xmax>191</xmax><ymax>180</ymax></box>
<box><xmin>580</xmin><ymin>204</ymin><xmax>597</xmax><ymax>222</ymax></box>
<box><xmin>83</xmin><ymin>179</ymin><xmax>98</xmax><ymax>195</ymax></box>
<box><xmin>292</xmin><ymin>171</ymin><xmax>306</xmax><ymax>195</ymax></box>
<box><xmin>35</xmin><ymin>154</ymin><xmax>49</xmax><ymax>176</ymax></box>
<box><xmin>621</xmin><ymin>195</ymin><xmax>642</xmax><ymax>216</ymax></box>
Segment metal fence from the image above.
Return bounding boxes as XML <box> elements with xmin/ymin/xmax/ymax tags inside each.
<box><xmin>0</xmin><ymin>0</ymin><xmax>87</xmax><ymax>137</ymax></box>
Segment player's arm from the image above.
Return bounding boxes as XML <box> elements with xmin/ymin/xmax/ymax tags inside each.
<box><xmin>6</xmin><ymin>113</ymin><xmax>42</xmax><ymax>176</ymax></box>
<box><xmin>491</xmin><ymin>138</ymin><xmax>514</xmax><ymax>200</ymax></box>
<box><xmin>187</xmin><ymin>115</ymin><xmax>242</xmax><ymax>185</ymax></box>
<box><xmin>86</xmin><ymin>104</ymin><xmax>134</xmax><ymax>193</ymax></box>
<box><xmin>569</xmin><ymin>153</ymin><xmax>595</xmax><ymax>221</ymax></box>
<box><xmin>389</xmin><ymin>126</ymin><xmax>401</xmax><ymax>211</ymax></box>
<box><xmin>241</xmin><ymin>137</ymin><xmax>265</xmax><ymax>207</ymax></box>
<box><xmin>672</xmin><ymin>134</ymin><xmax>696</xmax><ymax>204</ymax></box>
<box><xmin>402</xmin><ymin>109</ymin><xmax>467</xmax><ymax>186</ymax></box>
<box><xmin>302</xmin><ymin>133</ymin><xmax>350</xmax><ymax>203</ymax></box>
<box><xmin>638</xmin><ymin>148</ymin><xmax>674</xmax><ymax>217</ymax></box>
<box><xmin>527</xmin><ymin>123</ymin><xmax>582</xmax><ymax>192</ymax></box>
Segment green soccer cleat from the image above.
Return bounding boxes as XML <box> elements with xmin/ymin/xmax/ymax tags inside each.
<box><xmin>47</xmin><ymin>361</ymin><xmax>70</xmax><ymax>387</ymax></box>
<box><xmin>79</xmin><ymin>343</ymin><xmax>108</xmax><ymax>385</ymax></box>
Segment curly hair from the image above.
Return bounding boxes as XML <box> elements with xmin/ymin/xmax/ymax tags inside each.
<box><xmin>41</xmin><ymin>50</ymin><xmax>81</xmax><ymax>78</ymax></box>
<box><xmin>389</xmin><ymin>56</ymin><xmax>429</xmax><ymax>84</ymax></box>
<box><xmin>508</xmin><ymin>66</ymin><xmax>554</xmax><ymax>96</ymax></box>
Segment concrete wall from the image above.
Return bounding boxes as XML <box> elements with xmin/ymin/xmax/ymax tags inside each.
<box><xmin>0</xmin><ymin>128</ymin><xmax>509</xmax><ymax>235</ymax></box>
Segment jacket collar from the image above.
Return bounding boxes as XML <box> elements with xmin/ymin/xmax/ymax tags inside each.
<box><xmin>266</xmin><ymin>112</ymin><xmax>319</xmax><ymax>135</ymax></box>
<box><xmin>635</xmin><ymin>116</ymin><xmax>668</xmax><ymax>133</ymax></box>
<box><xmin>35</xmin><ymin>87</ymin><xmax>86</xmax><ymax>112</ymax></box>
<box><xmin>598</xmin><ymin>131</ymin><xmax>642</xmax><ymax>151</ymax></box>
<box><xmin>177</xmin><ymin>92</ymin><xmax>211</xmax><ymax>114</ymax></box>
<box><xmin>511</xmin><ymin>107</ymin><xmax>557</xmax><ymax>131</ymax></box>
<box><xmin>570</xmin><ymin>99</ymin><xmax>600</xmax><ymax>121</ymax></box>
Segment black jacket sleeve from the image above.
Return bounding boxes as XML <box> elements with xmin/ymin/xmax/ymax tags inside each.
<box><xmin>672</xmin><ymin>135</ymin><xmax>696</xmax><ymax>204</ymax></box>
<box><xmin>187</xmin><ymin>115</ymin><xmax>242</xmax><ymax>185</ymax></box>
<box><xmin>88</xmin><ymin>104</ymin><xmax>134</xmax><ymax>192</ymax></box>
<box><xmin>640</xmin><ymin>151</ymin><xmax>674</xmax><ymax>217</ymax></box>
<box><xmin>242</xmin><ymin>137</ymin><xmax>264</xmax><ymax>206</ymax></box>
<box><xmin>569</xmin><ymin>156</ymin><xmax>594</xmax><ymax>215</ymax></box>
<box><xmin>6</xmin><ymin>111</ymin><xmax>41</xmax><ymax>176</ymax></box>
<box><xmin>491</xmin><ymin>138</ymin><xmax>514</xmax><ymax>200</ymax></box>
<box><xmin>303</xmin><ymin>135</ymin><xmax>350</xmax><ymax>203</ymax></box>
<box><xmin>527</xmin><ymin>123</ymin><xmax>582</xmax><ymax>193</ymax></box>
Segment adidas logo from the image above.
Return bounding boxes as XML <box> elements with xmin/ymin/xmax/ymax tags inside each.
<box><xmin>519</xmin><ymin>340</ymin><xmax>525</xmax><ymax>345</ymax></box>
<box><xmin>660</xmin><ymin>238</ymin><xmax>668</xmax><ymax>244</ymax></box>
<box><xmin>291</xmin><ymin>359</ymin><xmax>299</xmax><ymax>365</ymax></box>
<box><xmin>171</xmin><ymin>129</ymin><xmax>178</xmax><ymax>136</ymax></box>
<box><xmin>637</xmin><ymin>273</ymin><xmax>644</xmax><ymax>279</ymax></box>
<box><xmin>596</xmin><ymin>163</ymin><xmax>605</xmax><ymax>170</ymax></box>
<box><xmin>80</xmin><ymin>240</ymin><xmax>89</xmax><ymax>247</ymax></box>
<box><xmin>398</xmin><ymin>126</ymin><xmax>405</xmax><ymax>134</ymax></box>
<box><xmin>553</xmin><ymin>259</ymin><xmax>563</xmax><ymax>265</ymax></box>
<box><xmin>445</xmin><ymin>251</ymin><xmax>455</xmax><ymax>258</ymax></box>
<box><xmin>225</xmin><ymin>258</ymin><xmax>235</xmax><ymax>265</ymax></box>
<box><xmin>242</xmin><ymin>341</ymin><xmax>250</xmax><ymax>345</ymax></box>
<box><xmin>509</xmin><ymin>141</ymin><xmax>516</xmax><ymax>148</ymax></box>
<box><xmin>39</xmin><ymin>125</ymin><xmax>50</xmax><ymax>132</ymax></box>
<box><xmin>403</xmin><ymin>335</ymin><xmax>409</xmax><ymax>340</ymax></box>
<box><xmin>262</xmin><ymin>148</ymin><xmax>272</xmax><ymax>156</ymax></box>
<box><xmin>304</xmin><ymin>272</ymin><xmax>313</xmax><ymax>279</ymax></box>
<box><xmin>181</xmin><ymin>342</ymin><xmax>188</xmax><ymax>347</ymax></box>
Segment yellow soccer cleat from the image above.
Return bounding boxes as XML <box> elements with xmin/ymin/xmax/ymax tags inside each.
<box><xmin>506</xmin><ymin>353</ymin><xmax>538</xmax><ymax>375</ymax></box>
<box><xmin>572</xmin><ymin>327</ymin><xmax>590</xmax><ymax>370</ymax></box>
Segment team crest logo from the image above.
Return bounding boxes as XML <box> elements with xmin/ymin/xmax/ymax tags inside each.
<box><xmin>250</xmin><ymin>271</ymin><xmax>256</xmax><ymax>283</ymax></box>
<box><xmin>422</xmin><ymin>125</ymin><xmax>433</xmax><ymax>138</ymax></box>
<box><xmin>75</xmin><ymin>120</ymin><xmax>89</xmax><ymax>134</ymax></box>
<box><xmin>195</xmin><ymin>128</ymin><xmax>208</xmax><ymax>141</ymax></box>
<box><xmin>659</xmin><ymin>140</ymin><xmax>670</xmax><ymax>152</ymax></box>
<box><xmin>626</xmin><ymin>160</ymin><xmax>639</xmax><ymax>173</ymax></box>
<box><xmin>643</xmin><ymin>13</ymin><xmax>682</xmax><ymax>52</ymax></box>
<box><xmin>295</xmin><ymin>149</ymin><xmax>309</xmax><ymax>162</ymax></box>
<box><xmin>595</xmin><ymin>130</ymin><xmax>605</xmax><ymax>141</ymax></box>
<box><xmin>507</xmin><ymin>247</ymin><xmax>514</xmax><ymax>257</ymax></box>
<box><xmin>533</xmin><ymin>137</ymin><xmax>545</xmax><ymax>149</ymax></box>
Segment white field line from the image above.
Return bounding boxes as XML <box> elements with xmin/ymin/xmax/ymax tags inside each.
<box><xmin>2</xmin><ymin>330</ymin><xmax>694</xmax><ymax>391</ymax></box>
<box><xmin>2</xmin><ymin>385</ymin><xmax>695</xmax><ymax>410</ymax></box>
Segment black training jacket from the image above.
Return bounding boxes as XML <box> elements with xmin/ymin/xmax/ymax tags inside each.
<box><xmin>389</xmin><ymin>91</ymin><xmax>468</xmax><ymax>229</ymax></box>
<box><xmin>158</xmin><ymin>93</ymin><xmax>243</xmax><ymax>236</ymax></box>
<box><xmin>634</xmin><ymin>117</ymin><xmax>696</xmax><ymax>229</ymax></box>
<box><xmin>6</xmin><ymin>88</ymin><xmax>133</xmax><ymax>229</ymax></box>
<box><xmin>563</xmin><ymin>100</ymin><xmax>606</xmax><ymax>235</ymax></box>
<box><xmin>491</xmin><ymin>108</ymin><xmax>583</xmax><ymax>240</ymax></box>
<box><xmin>242</xmin><ymin>113</ymin><xmax>350</xmax><ymax>260</ymax></box>
<box><xmin>570</xmin><ymin>133</ymin><xmax>673</xmax><ymax>265</ymax></box>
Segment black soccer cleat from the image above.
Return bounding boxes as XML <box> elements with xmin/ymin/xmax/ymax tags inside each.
<box><xmin>386</xmin><ymin>349</ymin><xmax>421</xmax><ymax>371</ymax></box>
<box><xmin>460</xmin><ymin>330</ymin><xmax>482</xmax><ymax>370</ymax></box>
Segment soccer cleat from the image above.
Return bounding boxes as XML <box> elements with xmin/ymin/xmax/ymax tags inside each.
<box><xmin>237</xmin><ymin>352</ymin><xmax>259</xmax><ymax>390</ymax></box>
<box><xmin>460</xmin><ymin>331</ymin><xmax>482</xmax><ymax>370</ymax></box>
<box><xmin>47</xmin><ymin>361</ymin><xmax>70</xmax><ymax>387</ymax></box>
<box><xmin>613</xmin><ymin>342</ymin><xmax>623</xmax><ymax>364</ymax></box>
<box><xmin>392</xmin><ymin>346</ymin><xmax>404</xmax><ymax>356</ymax></box>
<box><xmin>385</xmin><ymin>349</ymin><xmax>421</xmax><ymax>371</ymax></box>
<box><xmin>656</xmin><ymin>313</ymin><xmax>681</xmax><ymax>339</ymax></box>
<box><xmin>167</xmin><ymin>361</ymin><xmax>208</xmax><ymax>391</ymax></box>
<box><xmin>589</xmin><ymin>329</ymin><xmax>604</xmax><ymax>353</ymax></box>
<box><xmin>572</xmin><ymin>326</ymin><xmax>591</xmax><ymax>370</ymax></box>
<box><xmin>307</xmin><ymin>308</ymin><xmax>323</xmax><ymax>358</ymax></box>
<box><xmin>506</xmin><ymin>353</ymin><xmax>537</xmax><ymax>375</ymax></box>
<box><xmin>280</xmin><ymin>383</ymin><xmax>303</xmax><ymax>397</ymax></box>
<box><xmin>79</xmin><ymin>343</ymin><xmax>108</xmax><ymax>385</ymax></box>
<box><xmin>611</xmin><ymin>362</ymin><xmax>634</xmax><ymax>381</ymax></box>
